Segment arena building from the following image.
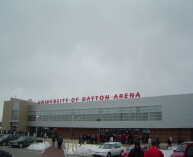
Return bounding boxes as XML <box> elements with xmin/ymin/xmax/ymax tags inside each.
<box><xmin>1</xmin><ymin>92</ymin><xmax>193</xmax><ymax>143</ymax></box>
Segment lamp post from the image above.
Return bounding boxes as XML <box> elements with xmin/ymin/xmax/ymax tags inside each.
<box><xmin>35</xmin><ymin>116</ymin><xmax>39</xmax><ymax>142</ymax></box>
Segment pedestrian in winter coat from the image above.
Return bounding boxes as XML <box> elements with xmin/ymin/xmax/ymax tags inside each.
<box><xmin>155</xmin><ymin>136</ymin><xmax>160</xmax><ymax>149</ymax></box>
<box><xmin>144</xmin><ymin>140</ymin><xmax>164</xmax><ymax>157</ymax></box>
<box><xmin>128</xmin><ymin>141</ymin><xmax>144</xmax><ymax>157</ymax></box>
<box><xmin>79</xmin><ymin>134</ymin><xmax>84</xmax><ymax>145</ymax></box>
<box><xmin>52</xmin><ymin>134</ymin><xmax>56</xmax><ymax>147</ymax></box>
<box><xmin>148</xmin><ymin>138</ymin><xmax>151</xmax><ymax>148</ymax></box>
<box><xmin>57</xmin><ymin>135</ymin><xmax>63</xmax><ymax>149</ymax></box>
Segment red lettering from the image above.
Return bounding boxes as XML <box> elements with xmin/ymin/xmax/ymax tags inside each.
<box><xmin>105</xmin><ymin>95</ymin><xmax>110</xmax><ymax>100</ymax></box>
<box><xmin>114</xmin><ymin>94</ymin><xmax>118</xmax><ymax>99</ymax></box>
<box><xmin>100</xmin><ymin>95</ymin><xmax>104</xmax><ymax>100</ymax></box>
<box><xmin>82</xmin><ymin>97</ymin><xmax>86</xmax><ymax>101</ymax></box>
<box><xmin>37</xmin><ymin>92</ymin><xmax>141</xmax><ymax>104</ymax></box>
<box><xmin>71</xmin><ymin>98</ymin><xmax>75</xmax><ymax>102</ymax></box>
<box><xmin>61</xmin><ymin>98</ymin><xmax>65</xmax><ymax>103</ymax></box>
<box><xmin>125</xmin><ymin>93</ymin><xmax>129</xmax><ymax>98</ymax></box>
<box><xmin>87</xmin><ymin>97</ymin><xmax>91</xmax><ymax>101</ymax></box>
<box><xmin>95</xmin><ymin>96</ymin><xmax>98</xmax><ymax>100</ymax></box>
<box><xmin>130</xmin><ymin>93</ymin><xmax>135</xmax><ymax>98</ymax></box>
<box><xmin>91</xmin><ymin>96</ymin><xmax>95</xmax><ymax>101</ymax></box>
<box><xmin>136</xmin><ymin>92</ymin><xmax>140</xmax><ymax>97</ymax></box>
<box><xmin>119</xmin><ymin>94</ymin><xmax>123</xmax><ymax>99</ymax></box>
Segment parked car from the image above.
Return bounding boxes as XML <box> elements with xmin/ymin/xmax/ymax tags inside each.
<box><xmin>8</xmin><ymin>136</ymin><xmax>43</xmax><ymax>148</ymax></box>
<box><xmin>121</xmin><ymin>144</ymin><xmax>148</xmax><ymax>157</ymax></box>
<box><xmin>0</xmin><ymin>149</ymin><xmax>12</xmax><ymax>157</ymax></box>
<box><xmin>92</xmin><ymin>142</ymin><xmax>125</xmax><ymax>157</ymax></box>
<box><xmin>0</xmin><ymin>134</ymin><xmax>21</xmax><ymax>146</ymax></box>
<box><xmin>184</xmin><ymin>143</ymin><xmax>193</xmax><ymax>157</ymax></box>
<box><xmin>171</xmin><ymin>142</ymin><xmax>193</xmax><ymax>157</ymax></box>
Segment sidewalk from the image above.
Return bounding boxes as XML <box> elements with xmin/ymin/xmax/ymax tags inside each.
<box><xmin>42</xmin><ymin>147</ymin><xmax>65</xmax><ymax>157</ymax></box>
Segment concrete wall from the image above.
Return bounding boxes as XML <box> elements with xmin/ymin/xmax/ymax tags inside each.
<box><xmin>28</xmin><ymin>93</ymin><xmax>193</xmax><ymax>129</ymax></box>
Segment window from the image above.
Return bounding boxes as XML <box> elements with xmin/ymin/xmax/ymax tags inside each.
<box><xmin>28</xmin><ymin>105</ymin><xmax>162</xmax><ymax>122</ymax></box>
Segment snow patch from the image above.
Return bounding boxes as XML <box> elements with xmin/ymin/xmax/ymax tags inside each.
<box><xmin>27</xmin><ymin>142</ymin><xmax>51</xmax><ymax>151</ymax></box>
<box><xmin>67</xmin><ymin>144</ymin><xmax>99</xmax><ymax>156</ymax></box>
<box><xmin>27</xmin><ymin>142</ymin><xmax>177</xmax><ymax>157</ymax></box>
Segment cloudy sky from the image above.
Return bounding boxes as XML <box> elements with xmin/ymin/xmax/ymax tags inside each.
<box><xmin>0</xmin><ymin>0</ymin><xmax>193</xmax><ymax>120</ymax></box>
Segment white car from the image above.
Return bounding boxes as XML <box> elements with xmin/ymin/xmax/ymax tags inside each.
<box><xmin>92</xmin><ymin>142</ymin><xmax>126</xmax><ymax>157</ymax></box>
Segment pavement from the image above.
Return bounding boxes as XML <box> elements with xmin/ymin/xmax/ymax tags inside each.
<box><xmin>42</xmin><ymin>146</ymin><xmax>66</xmax><ymax>157</ymax></box>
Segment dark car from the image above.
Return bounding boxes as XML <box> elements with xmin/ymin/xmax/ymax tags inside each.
<box><xmin>171</xmin><ymin>142</ymin><xmax>193</xmax><ymax>157</ymax></box>
<box><xmin>0</xmin><ymin>134</ymin><xmax>21</xmax><ymax>146</ymax></box>
<box><xmin>8</xmin><ymin>136</ymin><xmax>43</xmax><ymax>148</ymax></box>
<box><xmin>121</xmin><ymin>144</ymin><xmax>148</xmax><ymax>157</ymax></box>
<box><xmin>0</xmin><ymin>149</ymin><xmax>12</xmax><ymax>157</ymax></box>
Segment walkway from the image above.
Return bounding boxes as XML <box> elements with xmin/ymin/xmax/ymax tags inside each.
<box><xmin>42</xmin><ymin>147</ymin><xmax>65</xmax><ymax>157</ymax></box>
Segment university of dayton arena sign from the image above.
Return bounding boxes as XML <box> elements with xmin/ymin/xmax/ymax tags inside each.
<box><xmin>38</xmin><ymin>92</ymin><xmax>140</xmax><ymax>104</ymax></box>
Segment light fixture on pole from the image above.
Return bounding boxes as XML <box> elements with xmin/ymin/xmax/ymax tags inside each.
<box><xmin>35</xmin><ymin>116</ymin><xmax>39</xmax><ymax>142</ymax></box>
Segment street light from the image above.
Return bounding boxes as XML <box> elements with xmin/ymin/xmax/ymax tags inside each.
<box><xmin>35</xmin><ymin>116</ymin><xmax>39</xmax><ymax>142</ymax></box>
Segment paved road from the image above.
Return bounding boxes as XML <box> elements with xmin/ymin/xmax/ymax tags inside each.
<box><xmin>0</xmin><ymin>145</ymin><xmax>123</xmax><ymax>157</ymax></box>
<box><xmin>42</xmin><ymin>147</ymin><xmax>65</xmax><ymax>157</ymax></box>
<box><xmin>0</xmin><ymin>146</ymin><xmax>42</xmax><ymax>157</ymax></box>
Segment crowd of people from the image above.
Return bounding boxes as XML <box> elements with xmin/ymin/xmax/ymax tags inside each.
<box><xmin>78</xmin><ymin>133</ymin><xmax>177</xmax><ymax>150</ymax></box>
<box><xmin>51</xmin><ymin>133</ymin><xmax>63</xmax><ymax>149</ymax></box>
<box><xmin>78</xmin><ymin>133</ymin><xmax>166</xmax><ymax>157</ymax></box>
<box><xmin>79</xmin><ymin>133</ymin><xmax>151</xmax><ymax>145</ymax></box>
<box><xmin>128</xmin><ymin>140</ymin><xmax>164</xmax><ymax>157</ymax></box>
<box><xmin>2</xmin><ymin>129</ymin><xmax>184</xmax><ymax>152</ymax></box>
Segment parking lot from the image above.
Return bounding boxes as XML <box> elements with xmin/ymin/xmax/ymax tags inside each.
<box><xmin>0</xmin><ymin>146</ymin><xmax>42</xmax><ymax>157</ymax></box>
<box><xmin>0</xmin><ymin>145</ymin><xmax>82</xmax><ymax>157</ymax></box>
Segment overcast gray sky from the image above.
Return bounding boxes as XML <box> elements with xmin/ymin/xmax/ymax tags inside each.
<box><xmin>0</xmin><ymin>0</ymin><xmax>193</xmax><ymax>120</ymax></box>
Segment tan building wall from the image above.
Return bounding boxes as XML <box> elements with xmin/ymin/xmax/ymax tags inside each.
<box><xmin>1</xmin><ymin>101</ymin><xmax>13</xmax><ymax>131</ymax></box>
<box><xmin>1</xmin><ymin>98</ymin><xmax>32</xmax><ymax>132</ymax></box>
<box><xmin>18</xmin><ymin>101</ymin><xmax>32</xmax><ymax>132</ymax></box>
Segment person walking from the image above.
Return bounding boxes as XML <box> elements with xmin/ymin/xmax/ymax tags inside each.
<box><xmin>155</xmin><ymin>136</ymin><xmax>160</xmax><ymax>149</ymax></box>
<box><xmin>144</xmin><ymin>140</ymin><xmax>164</xmax><ymax>157</ymax></box>
<box><xmin>79</xmin><ymin>134</ymin><xmax>84</xmax><ymax>146</ymax></box>
<box><xmin>169</xmin><ymin>137</ymin><xmax>173</xmax><ymax>147</ymax></box>
<box><xmin>57</xmin><ymin>135</ymin><xmax>63</xmax><ymax>149</ymax></box>
<box><xmin>148</xmin><ymin>138</ymin><xmax>151</xmax><ymax>148</ymax></box>
<box><xmin>167</xmin><ymin>137</ymin><xmax>172</xmax><ymax>148</ymax></box>
<box><xmin>52</xmin><ymin>134</ymin><xmax>56</xmax><ymax>147</ymax></box>
<box><xmin>128</xmin><ymin>141</ymin><xmax>144</xmax><ymax>157</ymax></box>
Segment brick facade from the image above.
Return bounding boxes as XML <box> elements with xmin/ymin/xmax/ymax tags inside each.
<box><xmin>57</xmin><ymin>128</ymin><xmax>193</xmax><ymax>143</ymax></box>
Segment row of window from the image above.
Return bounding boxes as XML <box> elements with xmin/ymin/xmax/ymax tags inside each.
<box><xmin>28</xmin><ymin>105</ymin><xmax>162</xmax><ymax>121</ymax></box>
<box><xmin>28</xmin><ymin>112</ymin><xmax>162</xmax><ymax>121</ymax></box>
